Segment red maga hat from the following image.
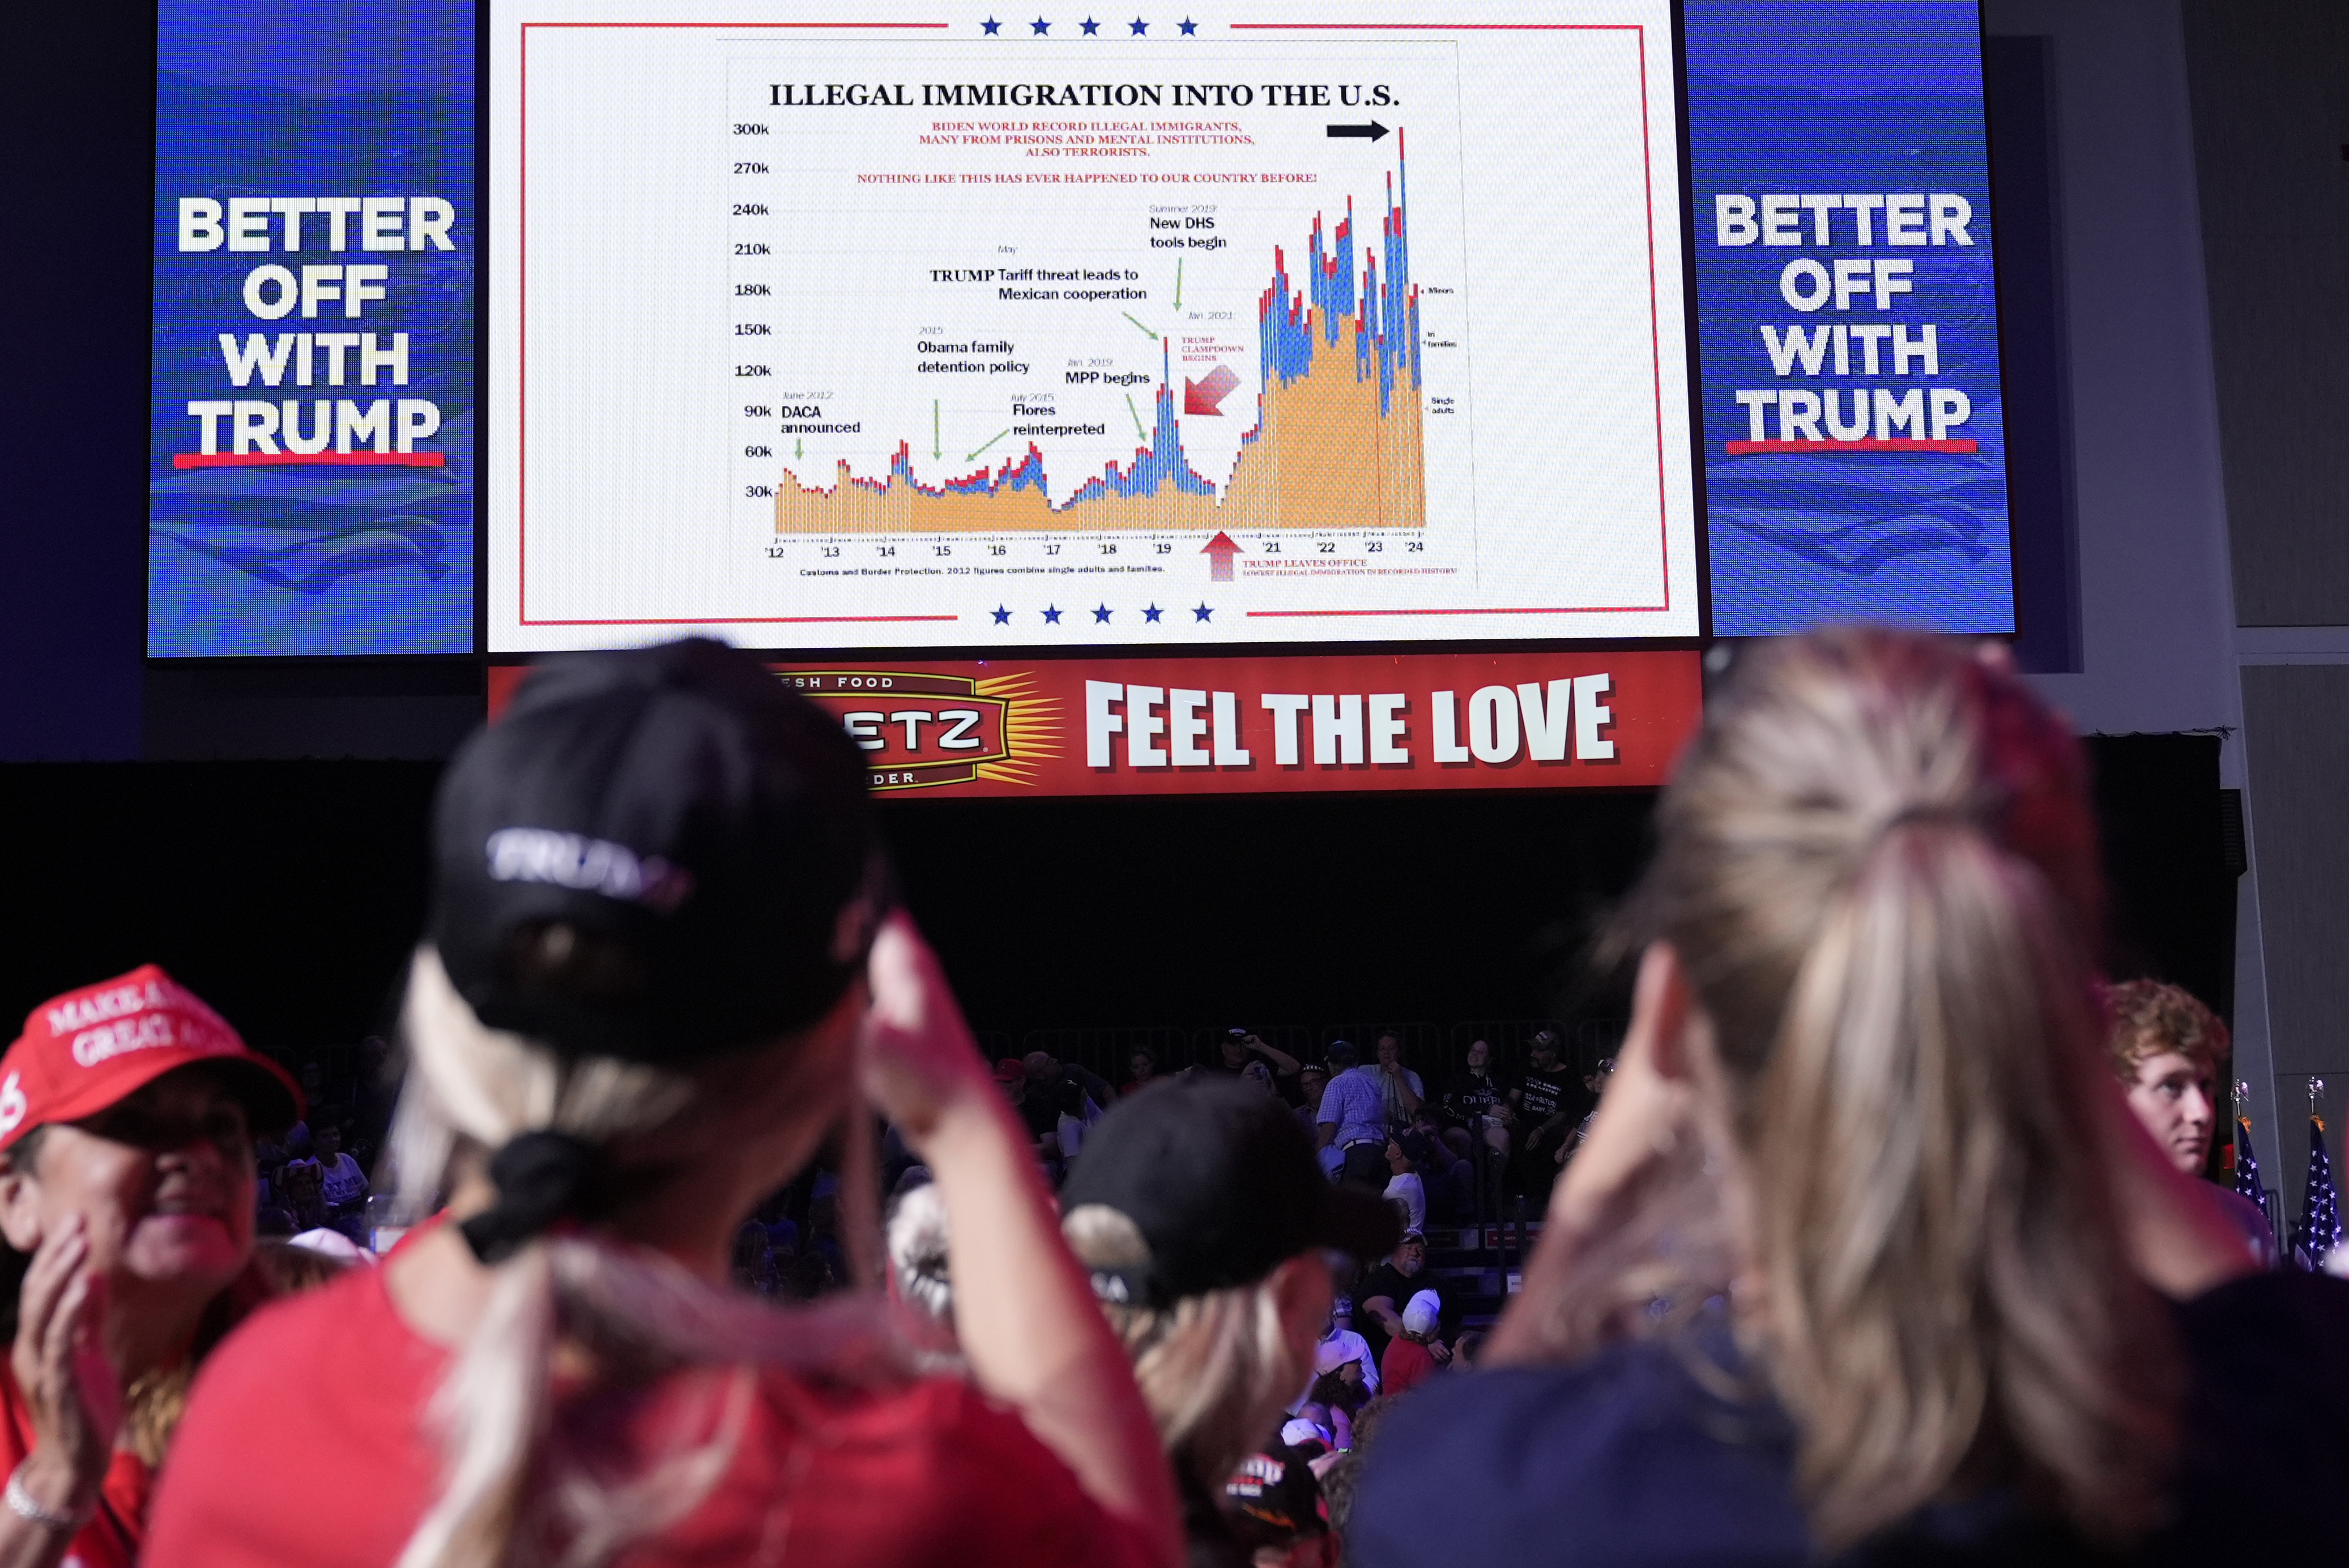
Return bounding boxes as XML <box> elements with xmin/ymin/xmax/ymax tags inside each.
<box><xmin>0</xmin><ymin>965</ymin><xmax>302</xmax><ymax>1152</ymax></box>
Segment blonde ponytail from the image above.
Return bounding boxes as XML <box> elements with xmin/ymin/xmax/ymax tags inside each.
<box><xmin>1061</xmin><ymin>1204</ymin><xmax>1301</xmax><ymax>1491</ymax></box>
<box><xmin>1537</xmin><ymin>629</ymin><xmax>2180</xmax><ymax>1550</ymax></box>
<box><xmin>390</xmin><ymin>949</ymin><xmax>909</xmax><ymax>1568</ymax></box>
<box><xmin>1749</xmin><ymin>819</ymin><xmax>2172</xmax><ymax>1545</ymax></box>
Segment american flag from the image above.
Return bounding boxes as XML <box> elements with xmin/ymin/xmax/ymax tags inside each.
<box><xmin>2233</xmin><ymin>1113</ymin><xmax>2265</xmax><ymax>1210</ymax></box>
<box><xmin>2289</xmin><ymin>1111</ymin><xmax>2342</xmax><ymax>1271</ymax></box>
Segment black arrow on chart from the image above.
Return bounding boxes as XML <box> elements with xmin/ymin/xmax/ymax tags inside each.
<box><xmin>1325</xmin><ymin>121</ymin><xmax>1390</xmax><ymax>140</ymax></box>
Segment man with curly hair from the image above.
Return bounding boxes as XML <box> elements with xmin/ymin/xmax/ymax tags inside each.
<box><xmin>2105</xmin><ymin>980</ymin><xmax>2228</xmax><ymax>1177</ymax></box>
<box><xmin>2105</xmin><ymin>979</ymin><xmax>2275</xmax><ymax>1266</ymax></box>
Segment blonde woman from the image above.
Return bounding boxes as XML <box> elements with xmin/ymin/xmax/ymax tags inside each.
<box><xmin>1060</xmin><ymin>1076</ymin><xmax>1399</xmax><ymax>1567</ymax></box>
<box><xmin>1349</xmin><ymin>629</ymin><xmax>2349</xmax><ymax>1566</ymax></box>
<box><xmin>145</xmin><ymin>640</ymin><xmax>1178</xmax><ymax>1568</ymax></box>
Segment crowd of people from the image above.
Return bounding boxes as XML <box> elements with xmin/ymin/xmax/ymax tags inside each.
<box><xmin>0</xmin><ymin>629</ymin><xmax>2341</xmax><ymax>1568</ymax></box>
<box><xmin>986</xmin><ymin>1023</ymin><xmax>1615</xmax><ymax>1233</ymax></box>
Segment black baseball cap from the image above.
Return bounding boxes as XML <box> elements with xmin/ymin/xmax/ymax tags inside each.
<box><xmin>1224</xmin><ymin>1446</ymin><xmax>1329</xmax><ymax>1546</ymax></box>
<box><xmin>1061</xmin><ymin>1076</ymin><xmax>1399</xmax><ymax>1306</ymax></box>
<box><xmin>429</xmin><ymin>638</ymin><xmax>886</xmax><ymax>1062</ymax></box>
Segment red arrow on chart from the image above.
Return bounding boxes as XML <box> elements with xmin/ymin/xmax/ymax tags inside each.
<box><xmin>1184</xmin><ymin>364</ymin><xmax>1240</xmax><ymax>416</ymax></box>
<box><xmin>1202</xmin><ymin>530</ymin><xmax>1243</xmax><ymax>582</ymax></box>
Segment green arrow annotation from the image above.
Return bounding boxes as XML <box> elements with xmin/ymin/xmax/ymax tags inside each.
<box><xmin>1122</xmin><ymin>311</ymin><xmax>1158</xmax><ymax>341</ymax></box>
<box><xmin>1127</xmin><ymin>393</ymin><xmax>1147</xmax><ymax>441</ymax></box>
<box><xmin>1173</xmin><ymin>258</ymin><xmax>1183</xmax><ymax>312</ymax></box>
<box><xmin>932</xmin><ymin>400</ymin><xmax>941</xmax><ymax>460</ymax></box>
<box><xmin>966</xmin><ymin>428</ymin><xmax>1010</xmax><ymax>463</ymax></box>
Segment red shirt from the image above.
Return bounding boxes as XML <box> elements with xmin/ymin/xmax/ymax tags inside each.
<box><xmin>146</xmin><ymin>1252</ymin><xmax>1149</xmax><ymax>1567</ymax></box>
<box><xmin>0</xmin><ymin>1363</ymin><xmax>146</xmax><ymax>1566</ymax></box>
<box><xmin>1380</xmin><ymin>1336</ymin><xmax>1438</xmax><ymax>1397</ymax></box>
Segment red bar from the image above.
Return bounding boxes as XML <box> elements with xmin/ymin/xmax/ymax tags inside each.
<box><xmin>1723</xmin><ymin>438</ymin><xmax>1979</xmax><ymax>455</ymax></box>
<box><xmin>519</xmin><ymin>614</ymin><xmax>957</xmax><ymax>627</ymax></box>
<box><xmin>491</xmin><ymin>649</ymin><xmax>1706</xmax><ymax>799</ymax></box>
<box><xmin>170</xmin><ymin>452</ymin><xmax>446</xmax><ymax>469</ymax></box>
<box><xmin>1247</xmin><ymin>605</ymin><xmax>1667</xmax><ymax>617</ymax></box>
<box><xmin>1229</xmin><ymin>22</ymin><xmax>1639</xmax><ymax>28</ymax></box>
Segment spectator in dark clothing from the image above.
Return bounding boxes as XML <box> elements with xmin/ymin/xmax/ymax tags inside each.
<box><xmin>1353</xmin><ymin>1232</ymin><xmax>1445</xmax><ymax>1374</ymax></box>
<box><xmin>1387</xmin><ymin>1129</ymin><xmax>1473</xmax><ymax>1227</ymax></box>
<box><xmin>1020</xmin><ymin>1052</ymin><xmax>1112</xmax><ymax>1174</ymax></box>
<box><xmin>1557</xmin><ymin>1056</ymin><xmax>1617</xmax><ymax>1167</ymax></box>
<box><xmin>1122</xmin><ymin>1047</ymin><xmax>1164</xmax><ymax>1099</ymax></box>
<box><xmin>1060</xmin><ymin>1077</ymin><xmax>1400</xmax><ymax>1568</ymax></box>
<box><xmin>1294</xmin><ymin>1064</ymin><xmax>1329</xmax><ymax>1142</ymax></box>
<box><xmin>275</xmin><ymin>1120</ymin><xmax>323</xmax><ymax>1229</ymax></box>
<box><xmin>1025</xmin><ymin>1052</ymin><xmax>1112</xmax><ymax>1122</ymax></box>
<box><xmin>1439</xmin><ymin>1038</ymin><xmax>1515</xmax><ymax>1174</ymax></box>
<box><xmin>1201</xmin><ymin>1028</ymin><xmax>1304</xmax><ymax>1091</ymax></box>
<box><xmin>1351</xmin><ymin>629</ymin><xmax>2309</xmax><ymax>1568</ymax></box>
<box><xmin>1510</xmin><ymin>1031</ymin><xmax>1585</xmax><ymax>1190</ymax></box>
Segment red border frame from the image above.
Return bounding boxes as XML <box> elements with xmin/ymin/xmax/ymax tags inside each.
<box><xmin>510</xmin><ymin>18</ymin><xmax>1681</xmax><ymax>630</ymax></box>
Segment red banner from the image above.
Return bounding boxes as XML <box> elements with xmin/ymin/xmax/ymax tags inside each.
<box><xmin>487</xmin><ymin>648</ymin><xmax>1702</xmax><ymax>798</ymax></box>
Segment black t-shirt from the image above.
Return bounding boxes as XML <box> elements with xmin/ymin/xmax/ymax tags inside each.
<box><xmin>1355</xmin><ymin>1262</ymin><xmax>1434</xmax><ymax>1368</ymax></box>
<box><xmin>1442</xmin><ymin>1068</ymin><xmax>1511</xmax><ymax>1126</ymax></box>
<box><xmin>1516</xmin><ymin>1066</ymin><xmax>1585</xmax><ymax>1130</ymax></box>
<box><xmin>1018</xmin><ymin>1067</ymin><xmax>1105</xmax><ymax>1140</ymax></box>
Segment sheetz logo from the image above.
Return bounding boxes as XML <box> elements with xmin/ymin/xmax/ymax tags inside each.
<box><xmin>775</xmin><ymin>670</ymin><xmax>1060</xmax><ymax>792</ymax></box>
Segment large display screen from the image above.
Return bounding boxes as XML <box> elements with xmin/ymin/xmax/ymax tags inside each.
<box><xmin>148</xmin><ymin>1</ymin><xmax>2018</xmax><ymax>683</ymax></box>
<box><xmin>150</xmin><ymin>0</ymin><xmax>475</xmax><ymax>657</ymax></box>
<box><xmin>484</xmin><ymin>1</ymin><xmax>1699</xmax><ymax>651</ymax></box>
<box><xmin>1685</xmin><ymin>0</ymin><xmax>2012</xmax><ymax>635</ymax></box>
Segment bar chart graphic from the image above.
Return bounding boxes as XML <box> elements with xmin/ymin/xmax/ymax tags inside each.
<box><xmin>773</xmin><ymin>146</ymin><xmax>1426</xmax><ymax>535</ymax></box>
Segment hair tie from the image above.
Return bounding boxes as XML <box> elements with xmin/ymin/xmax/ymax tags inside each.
<box><xmin>458</xmin><ymin>1129</ymin><xmax>604</xmax><ymax>1264</ymax></box>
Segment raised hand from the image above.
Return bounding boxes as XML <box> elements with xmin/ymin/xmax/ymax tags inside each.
<box><xmin>856</xmin><ymin>913</ymin><xmax>997</xmax><ymax>1149</ymax></box>
<box><xmin>9</xmin><ymin>1216</ymin><xmax>119</xmax><ymax>1523</ymax></box>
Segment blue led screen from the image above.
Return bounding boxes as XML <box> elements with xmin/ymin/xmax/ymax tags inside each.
<box><xmin>150</xmin><ymin>0</ymin><xmax>474</xmax><ymax>656</ymax></box>
<box><xmin>1685</xmin><ymin>0</ymin><xmax>2015</xmax><ymax>636</ymax></box>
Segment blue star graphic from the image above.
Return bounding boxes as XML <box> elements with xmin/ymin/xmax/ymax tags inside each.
<box><xmin>981</xmin><ymin>15</ymin><xmax>1001</xmax><ymax>31</ymax></box>
<box><xmin>1192</xmin><ymin>603</ymin><xmax>1213</xmax><ymax>621</ymax></box>
<box><xmin>1031</xmin><ymin>15</ymin><xmax>1050</xmax><ymax>31</ymax></box>
<box><xmin>1178</xmin><ymin>16</ymin><xmax>1197</xmax><ymax>32</ymax></box>
<box><xmin>1129</xmin><ymin>15</ymin><xmax>1147</xmax><ymax>31</ymax></box>
<box><xmin>1080</xmin><ymin>15</ymin><xmax>1099</xmax><ymax>32</ymax></box>
<box><xmin>1142</xmin><ymin>603</ymin><xmax>1163</xmax><ymax>622</ymax></box>
<box><xmin>1042</xmin><ymin>604</ymin><xmax>1063</xmax><ymax>623</ymax></box>
<box><xmin>1093</xmin><ymin>604</ymin><xmax>1112</xmax><ymax>622</ymax></box>
<box><xmin>991</xmin><ymin>604</ymin><xmax>1012</xmax><ymax>624</ymax></box>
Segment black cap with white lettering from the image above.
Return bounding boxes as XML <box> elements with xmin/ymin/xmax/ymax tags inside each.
<box><xmin>1061</xmin><ymin>1076</ymin><xmax>1401</xmax><ymax>1307</ymax></box>
<box><xmin>429</xmin><ymin>638</ymin><xmax>885</xmax><ymax>1063</ymax></box>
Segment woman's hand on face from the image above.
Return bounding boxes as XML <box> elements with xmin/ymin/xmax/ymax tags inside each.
<box><xmin>858</xmin><ymin>914</ymin><xmax>999</xmax><ymax>1148</ymax></box>
<box><xmin>10</xmin><ymin>1216</ymin><xmax>121</xmax><ymax>1515</ymax></box>
<box><xmin>1545</xmin><ymin>946</ymin><xmax>1695</xmax><ymax>1240</ymax></box>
